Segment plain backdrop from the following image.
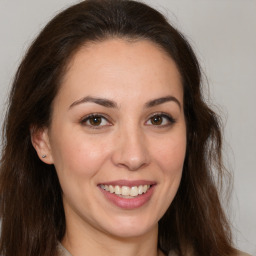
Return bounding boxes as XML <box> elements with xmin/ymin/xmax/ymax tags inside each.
<box><xmin>0</xmin><ymin>0</ymin><xmax>255</xmax><ymax>255</ymax></box>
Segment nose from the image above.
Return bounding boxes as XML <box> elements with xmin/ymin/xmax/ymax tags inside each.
<box><xmin>111</xmin><ymin>127</ymin><xmax>150</xmax><ymax>171</ymax></box>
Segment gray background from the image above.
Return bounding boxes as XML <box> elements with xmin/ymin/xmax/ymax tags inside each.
<box><xmin>0</xmin><ymin>0</ymin><xmax>255</xmax><ymax>254</ymax></box>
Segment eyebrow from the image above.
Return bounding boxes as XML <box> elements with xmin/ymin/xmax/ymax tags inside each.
<box><xmin>69</xmin><ymin>96</ymin><xmax>118</xmax><ymax>109</ymax></box>
<box><xmin>145</xmin><ymin>96</ymin><xmax>181</xmax><ymax>109</ymax></box>
<box><xmin>69</xmin><ymin>95</ymin><xmax>181</xmax><ymax>109</ymax></box>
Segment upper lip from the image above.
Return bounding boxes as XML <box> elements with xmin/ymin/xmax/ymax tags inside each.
<box><xmin>98</xmin><ymin>180</ymin><xmax>156</xmax><ymax>187</ymax></box>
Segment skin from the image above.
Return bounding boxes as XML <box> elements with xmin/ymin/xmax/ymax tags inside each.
<box><xmin>32</xmin><ymin>38</ymin><xmax>187</xmax><ymax>256</ymax></box>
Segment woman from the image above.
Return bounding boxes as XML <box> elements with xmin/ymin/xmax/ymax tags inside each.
<box><xmin>0</xmin><ymin>0</ymin><xmax>250</xmax><ymax>255</ymax></box>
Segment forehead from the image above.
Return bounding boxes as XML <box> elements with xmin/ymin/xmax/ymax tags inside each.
<box><xmin>57</xmin><ymin>38</ymin><xmax>183</xmax><ymax>106</ymax></box>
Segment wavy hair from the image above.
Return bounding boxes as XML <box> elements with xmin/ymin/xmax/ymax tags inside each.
<box><xmin>0</xmin><ymin>0</ymin><xmax>236</xmax><ymax>255</ymax></box>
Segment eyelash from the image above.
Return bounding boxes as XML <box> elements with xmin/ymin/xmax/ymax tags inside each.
<box><xmin>80</xmin><ymin>112</ymin><xmax>176</xmax><ymax>129</ymax></box>
<box><xmin>146</xmin><ymin>112</ymin><xmax>176</xmax><ymax>127</ymax></box>
<box><xmin>80</xmin><ymin>113</ymin><xmax>112</xmax><ymax>129</ymax></box>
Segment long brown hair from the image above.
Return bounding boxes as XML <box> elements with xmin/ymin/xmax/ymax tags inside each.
<box><xmin>0</xmin><ymin>0</ymin><xmax>236</xmax><ymax>255</ymax></box>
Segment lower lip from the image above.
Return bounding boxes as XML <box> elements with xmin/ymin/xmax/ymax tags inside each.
<box><xmin>99</xmin><ymin>185</ymin><xmax>155</xmax><ymax>209</ymax></box>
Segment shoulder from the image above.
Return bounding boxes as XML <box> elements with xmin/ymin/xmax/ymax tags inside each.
<box><xmin>57</xmin><ymin>242</ymin><xmax>72</xmax><ymax>256</ymax></box>
<box><xmin>167</xmin><ymin>250</ymin><xmax>252</xmax><ymax>256</ymax></box>
<box><xmin>235</xmin><ymin>251</ymin><xmax>252</xmax><ymax>256</ymax></box>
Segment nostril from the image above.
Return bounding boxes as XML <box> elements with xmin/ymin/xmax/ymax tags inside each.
<box><xmin>112</xmin><ymin>152</ymin><xmax>150</xmax><ymax>171</ymax></box>
<box><xmin>111</xmin><ymin>131</ymin><xmax>150</xmax><ymax>170</ymax></box>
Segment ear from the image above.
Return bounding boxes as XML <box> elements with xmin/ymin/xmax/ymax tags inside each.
<box><xmin>30</xmin><ymin>126</ymin><xmax>54</xmax><ymax>164</ymax></box>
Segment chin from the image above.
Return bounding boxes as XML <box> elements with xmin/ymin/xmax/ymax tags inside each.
<box><xmin>101</xmin><ymin>215</ymin><xmax>158</xmax><ymax>239</ymax></box>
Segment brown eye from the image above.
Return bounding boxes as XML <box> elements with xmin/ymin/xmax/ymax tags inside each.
<box><xmin>89</xmin><ymin>116</ymin><xmax>102</xmax><ymax>126</ymax></box>
<box><xmin>146</xmin><ymin>113</ymin><xmax>176</xmax><ymax>127</ymax></box>
<box><xmin>81</xmin><ymin>114</ymin><xmax>110</xmax><ymax>128</ymax></box>
<box><xmin>150</xmin><ymin>115</ymin><xmax>163</xmax><ymax>125</ymax></box>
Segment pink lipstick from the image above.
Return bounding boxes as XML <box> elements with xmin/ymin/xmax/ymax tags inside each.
<box><xmin>98</xmin><ymin>180</ymin><xmax>156</xmax><ymax>209</ymax></box>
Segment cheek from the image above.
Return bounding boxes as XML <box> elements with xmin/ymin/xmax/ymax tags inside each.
<box><xmin>50</xmin><ymin>132</ymin><xmax>111</xmax><ymax>177</ymax></box>
<box><xmin>154</xmin><ymin>133</ymin><xmax>186</xmax><ymax>175</ymax></box>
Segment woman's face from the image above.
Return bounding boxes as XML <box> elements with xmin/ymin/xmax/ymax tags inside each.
<box><xmin>39</xmin><ymin>39</ymin><xmax>186</xmax><ymax>239</ymax></box>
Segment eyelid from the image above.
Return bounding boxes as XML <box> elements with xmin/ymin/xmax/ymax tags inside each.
<box><xmin>145</xmin><ymin>112</ymin><xmax>176</xmax><ymax>127</ymax></box>
<box><xmin>80</xmin><ymin>113</ymin><xmax>113</xmax><ymax>128</ymax></box>
<box><xmin>79</xmin><ymin>112</ymin><xmax>176</xmax><ymax>129</ymax></box>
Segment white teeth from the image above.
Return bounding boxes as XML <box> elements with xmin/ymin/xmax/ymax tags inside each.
<box><xmin>101</xmin><ymin>184</ymin><xmax>151</xmax><ymax>197</ymax></box>
<box><xmin>143</xmin><ymin>185</ymin><xmax>148</xmax><ymax>193</ymax></box>
<box><xmin>121</xmin><ymin>186</ymin><xmax>130</xmax><ymax>196</ymax></box>
<box><xmin>138</xmin><ymin>185</ymin><xmax>143</xmax><ymax>195</ymax></box>
<box><xmin>130</xmin><ymin>186</ymin><xmax>138</xmax><ymax>196</ymax></box>
<box><xmin>114</xmin><ymin>185</ymin><xmax>121</xmax><ymax>195</ymax></box>
<box><xmin>109</xmin><ymin>185</ymin><xmax>114</xmax><ymax>193</ymax></box>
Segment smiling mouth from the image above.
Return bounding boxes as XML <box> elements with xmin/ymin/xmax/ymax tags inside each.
<box><xmin>99</xmin><ymin>184</ymin><xmax>152</xmax><ymax>198</ymax></box>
